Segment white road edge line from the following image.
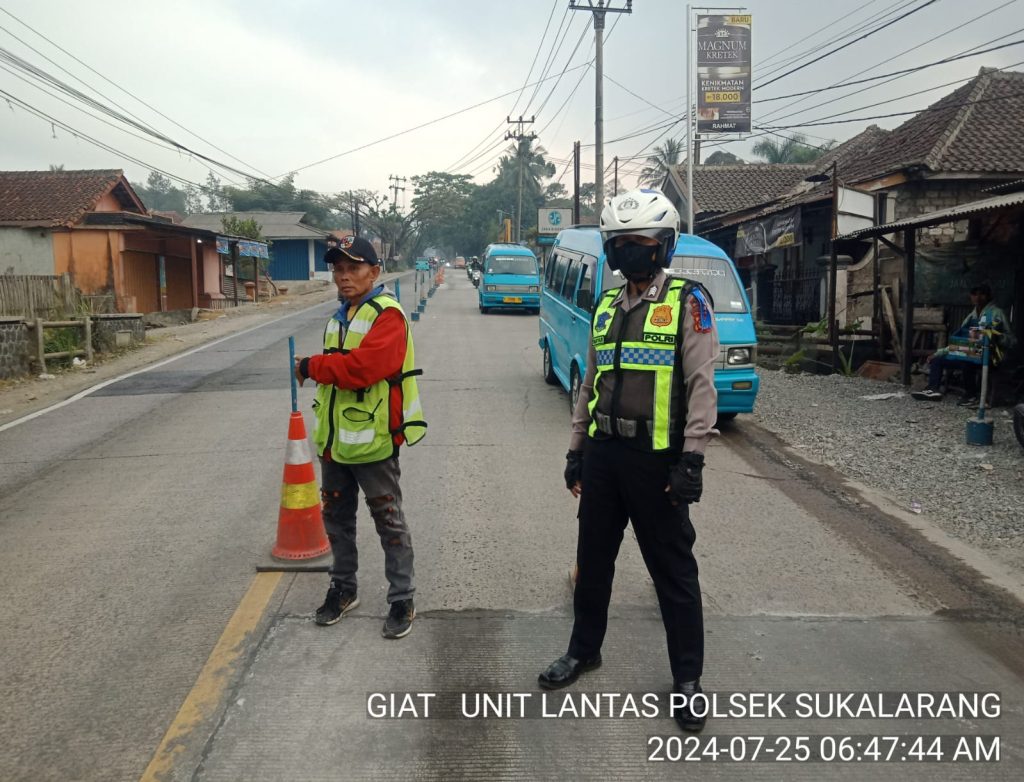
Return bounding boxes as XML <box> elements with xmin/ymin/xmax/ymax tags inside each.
<box><xmin>0</xmin><ymin>299</ymin><xmax>331</xmax><ymax>435</ymax></box>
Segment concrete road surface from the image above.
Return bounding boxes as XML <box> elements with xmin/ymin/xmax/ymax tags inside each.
<box><xmin>0</xmin><ymin>270</ymin><xmax>1021</xmax><ymax>781</ymax></box>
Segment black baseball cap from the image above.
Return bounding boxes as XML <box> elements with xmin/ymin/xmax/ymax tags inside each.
<box><xmin>324</xmin><ymin>235</ymin><xmax>379</xmax><ymax>265</ymax></box>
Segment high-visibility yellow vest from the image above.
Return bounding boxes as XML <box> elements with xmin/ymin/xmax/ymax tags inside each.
<box><xmin>588</xmin><ymin>279</ymin><xmax>690</xmax><ymax>452</ymax></box>
<box><xmin>312</xmin><ymin>294</ymin><xmax>425</xmax><ymax>463</ymax></box>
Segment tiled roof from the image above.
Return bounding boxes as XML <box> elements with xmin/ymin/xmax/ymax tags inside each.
<box><xmin>682</xmin><ymin>163</ymin><xmax>815</xmax><ymax>214</ymax></box>
<box><xmin>182</xmin><ymin>211</ymin><xmax>327</xmax><ymax>239</ymax></box>
<box><xmin>0</xmin><ymin>169</ymin><xmax>144</xmax><ymax>227</ymax></box>
<box><xmin>843</xmin><ymin>68</ymin><xmax>1024</xmax><ymax>181</ymax></box>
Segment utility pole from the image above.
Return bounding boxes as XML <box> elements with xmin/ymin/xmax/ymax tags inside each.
<box><xmin>613</xmin><ymin>156</ymin><xmax>619</xmax><ymax>196</ymax></box>
<box><xmin>388</xmin><ymin>175</ymin><xmax>407</xmax><ymax>212</ymax></box>
<box><xmin>350</xmin><ymin>192</ymin><xmax>361</xmax><ymax>237</ymax></box>
<box><xmin>572</xmin><ymin>141</ymin><xmax>581</xmax><ymax>224</ymax></box>
<box><xmin>570</xmin><ymin>0</ymin><xmax>632</xmax><ymax>219</ymax></box>
<box><xmin>506</xmin><ymin>116</ymin><xmax>536</xmax><ymax>243</ymax></box>
<box><xmin>828</xmin><ymin>160</ymin><xmax>839</xmax><ymax>372</ymax></box>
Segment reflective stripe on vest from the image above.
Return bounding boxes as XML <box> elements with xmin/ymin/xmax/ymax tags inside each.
<box><xmin>312</xmin><ymin>294</ymin><xmax>426</xmax><ymax>464</ymax></box>
<box><xmin>588</xmin><ymin>280</ymin><xmax>687</xmax><ymax>451</ymax></box>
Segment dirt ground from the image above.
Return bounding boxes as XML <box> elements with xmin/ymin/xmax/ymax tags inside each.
<box><xmin>0</xmin><ymin>285</ymin><xmax>338</xmax><ymax>427</ymax></box>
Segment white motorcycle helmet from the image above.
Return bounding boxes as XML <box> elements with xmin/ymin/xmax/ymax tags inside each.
<box><xmin>600</xmin><ymin>188</ymin><xmax>680</xmax><ymax>272</ymax></box>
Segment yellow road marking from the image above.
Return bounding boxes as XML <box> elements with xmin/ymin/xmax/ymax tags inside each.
<box><xmin>139</xmin><ymin>571</ymin><xmax>282</xmax><ymax>782</ymax></box>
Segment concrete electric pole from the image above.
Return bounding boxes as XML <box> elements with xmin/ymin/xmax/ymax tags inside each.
<box><xmin>506</xmin><ymin>116</ymin><xmax>536</xmax><ymax>243</ymax></box>
<box><xmin>569</xmin><ymin>0</ymin><xmax>632</xmax><ymax>218</ymax></box>
<box><xmin>388</xmin><ymin>175</ymin><xmax>407</xmax><ymax>212</ymax></box>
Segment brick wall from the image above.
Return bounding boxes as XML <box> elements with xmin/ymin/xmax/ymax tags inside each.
<box><xmin>893</xmin><ymin>181</ymin><xmax>989</xmax><ymax>244</ymax></box>
<box><xmin>0</xmin><ymin>317</ymin><xmax>30</xmax><ymax>379</ymax></box>
<box><xmin>91</xmin><ymin>314</ymin><xmax>145</xmax><ymax>353</ymax></box>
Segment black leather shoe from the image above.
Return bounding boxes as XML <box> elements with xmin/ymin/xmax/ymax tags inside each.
<box><xmin>673</xmin><ymin>679</ymin><xmax>707</xmax><ymax>732</ymax></box>
<box><xmin>537</xmin><ymin>653</ymin><xmax>602</xmax><ymax>690</ymax></box>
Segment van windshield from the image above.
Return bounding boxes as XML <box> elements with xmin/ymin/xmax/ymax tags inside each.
<box><xmin>487</xmin><ymin>255</ymin><xmax>538</xmax><ymax>275</ymax></box>
<box><xmin>668</xmin><ymin>255</ymin><xmax>748</xmax><ymax>313</ymax></box>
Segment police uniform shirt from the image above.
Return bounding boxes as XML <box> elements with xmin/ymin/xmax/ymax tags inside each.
<box><xmin>569</xmin><ymin>269</ymin><xmax>720</xmax><ymax>455</ymax></box>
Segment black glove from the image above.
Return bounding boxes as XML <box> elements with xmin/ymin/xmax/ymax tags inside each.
<box><xmin>668</xmin><ymin>452</ymin><xmax>704</xmax><ymax>505</ymax></box>
<box><xmin>564</xmin><ymin>449</ymin><xmax>584</xmax><ymax>490</ymax></box>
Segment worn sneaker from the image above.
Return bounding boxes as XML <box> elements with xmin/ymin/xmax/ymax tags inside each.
<box><xmin>911</xmin><ymin>388</ymin><xmax>943</xmax><ymax>401</ymax></box>
<box><xmin>957</xmin><ymin>396</ymin><xmax>980</xmax><ymax>408</ymax></box>
<box><xmin>382</xmin><ymin>599</ymin><xmax>415</xmax><ymax>639</ymax></box>
<box><xmin>315</xmin><ymin>581</ymin><xmax>359</xmax><ymax>626</ymax></box>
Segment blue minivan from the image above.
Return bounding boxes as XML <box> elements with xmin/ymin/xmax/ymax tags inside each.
<box><xmin>538</xmin><ymin>228</ymin><xmax>758</xmax><ymax>419</ymax></box>
<box><xmin>479</xmin><ymin>243</ymin><xmax>542</xmax><ymax>314</ymax></box>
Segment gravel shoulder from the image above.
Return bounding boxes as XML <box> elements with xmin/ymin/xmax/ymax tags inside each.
<box><xmin>0</xmin><ymin>284</ymin><xmax>338</xmax><ymax>428</ymax></box>
<box><xmin>752</xmin><ymin>368</ymin><xmax>1024</xmax><ymax>573</ymax></box>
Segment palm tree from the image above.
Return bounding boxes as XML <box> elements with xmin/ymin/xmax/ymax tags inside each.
<box><xmin>751</xmin><ymin>133</ymin><xmax>834</xmax><ymax>164</ymax></box>
<box><xmin>638</xmin><ymin>138</ymin><xmax>683</xmax><ymax>186</ymax></box>
<box><xmin>496</xmin><ymin>138</ymin><xmax>556</xmax><ymax>240</ymax></box>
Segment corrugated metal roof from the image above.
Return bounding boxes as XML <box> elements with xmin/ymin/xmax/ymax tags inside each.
<box><xmin>182</xmin><ymin>211</ymin><xmax>327</xmax><ymax>239</ymax></box>
<box><xmin>837</xmin><ymin>191</ymin><xmax>1024</xmax><ymax>240</ymax></box>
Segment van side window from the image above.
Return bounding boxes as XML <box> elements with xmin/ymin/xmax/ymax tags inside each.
<box><xmin>576</xmin><ymin>262</ymin><xmax>594</xmax><ymax>311</ymax></box>
<box><xmin>544</xmin><ymin>253</ymin><xmax>559</xmax><ymax>288</ymax></box>
<box><xmin>549</xmin><ymin>252</ymin><xmax>570</xmax><ymax>294</ymax></box>
<box><xmin>561</xmin><ymin>258</ymin><xmax>582</xmax><ymax>300</ymax></box>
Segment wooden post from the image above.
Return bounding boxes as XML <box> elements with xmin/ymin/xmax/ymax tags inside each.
<box><xmin>83</xmin><ymin>316</ymin><xmax>93</xmax><ymax>363</ymax></box>
<box><xmin>901</xmin><ymin>228</ymin><xmax>916</xmax><ymax>386</ymax></box>
<box><xmin>190</xmin><ymin>238</ymin><xmax>199</xmax><ymax>308</ymax></box>
<box><xmin>231</xmin><ymin>243</ymin><xmax>239</xmax><ymax>307</ymax></box>
<box><xmin>35</xmin><ymin>317</ymin><xmax>46</xmax><ymax>374</ymax></box>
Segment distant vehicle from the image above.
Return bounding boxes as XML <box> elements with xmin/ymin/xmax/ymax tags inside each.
<box><xmin>538</xmin><ymin>227</ymin><xmax>759</xmax><ymax>418</ymax></box>
<box><xmin>471</xmin><ymin>269</ymin><xmax>481</xmax><ymax>288</ymax></box>
<box><xmin>479</xmin><ymin>243</ymin><xmax>541</xmax><ymax>315</ymax></box>
<box><xmin>454</xmin><ymin>256</ymin><xmax>467</xmax><ymax>269</ymax></box>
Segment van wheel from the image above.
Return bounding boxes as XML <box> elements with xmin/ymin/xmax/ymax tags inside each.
<box><xmin>716</xmin><ymin>412</ymin><xmax>737</xmax><ymax>426</ymax></box>
<box><xmin>569</xmin><ymin>364</ymin><xmax>582</xmax><ymax>413</ymax></box>
<box><xmin>479</xmin><ymin>306</ymin><xmax>488</xmax><ymax>314</ymax></box>
<box><xmin>542</xmin><ymin>343</ymin><xmax>558</xmax><ymax>385</ymax></box>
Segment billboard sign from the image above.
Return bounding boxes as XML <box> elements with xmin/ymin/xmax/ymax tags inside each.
<box><xmin>538</xmin><ymin>208</ymin><xmax>573</xmax><ymax>234</ymax></box>
<box><xmin>696</xmin><ymin>14</ymin><xmax>751</xmax><ymax>134</ymax></box>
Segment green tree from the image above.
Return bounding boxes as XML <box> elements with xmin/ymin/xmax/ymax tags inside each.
<box><xmin>638</xmin><ymin>138</ymin><xmax>683</xmax><ymax>185</ymax></box>
<box><xmin>222</xmin><ymin>173</ymin><xmax>331</xmax><ymax>227</ymax></box>
<box><xmin>220</xmin><ymin>215</ymin><xmax>265</xmax><ymax>241</ymax></box>
<box><xmin>48</xmin><ymin>163</ymin><xmax>65</xmax><ymax>172</ymax></box>
<box><xmin>751</xmin><ymin>134</ymin><xmax>834</xmax><ymax>164</ymax></box>
<box><xmin>133</xmin><ymin>171</ymin><xmax>188</xmax><ymax>213</ymax></box>
<box><xmin>704</xmin><ymin>150</ymin><xmax>745</xmax><ymax>166</ymax></box>
<box><xmin>204</xmin><ymin>172</ymin><xmax>231</xmax><ymax>212</ymax></box>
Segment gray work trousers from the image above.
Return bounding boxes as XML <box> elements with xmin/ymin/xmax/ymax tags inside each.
<box><xmin>320</xmin><ymin>456</ymin><xmax>415</xmax><ymax>603</ymax></box>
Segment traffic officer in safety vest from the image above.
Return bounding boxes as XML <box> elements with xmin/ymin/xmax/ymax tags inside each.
<box><xmin>538</xmin><ymin>190</ymin><xmax>719</xmax><ymax>733</ymax></box>
<box><xmin>294</xmin><ymin>236</ymin><xmax>426</xmax><ymax>639</ymax></box>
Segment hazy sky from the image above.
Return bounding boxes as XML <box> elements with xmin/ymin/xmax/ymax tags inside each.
<box><xmin>1</xmin><ymin>0</ymin><xmax>1021</xmax><ymax>201</ymax></box>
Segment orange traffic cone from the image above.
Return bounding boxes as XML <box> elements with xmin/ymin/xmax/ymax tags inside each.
<box><xmin>272</xmin><ymin>411</ymin><xmax>330</xmax><ymax>561</ymax></box>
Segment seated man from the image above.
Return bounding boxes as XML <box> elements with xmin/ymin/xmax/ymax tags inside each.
<box><xmin>913</xmin><ymin>284</ymin><xmax>1015</xmax><ymax>403</ymax></box>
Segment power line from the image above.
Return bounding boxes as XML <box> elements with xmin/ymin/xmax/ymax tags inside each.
<box><xmin>755</xmin><ymin>0</ymin><xmax>943</xmax><ymax>91</ymax></box>
<box><xmin>283</xmin><ymin>62</ymin><xmax>592</xmax><ymax>178</ymax></box>
<box><xmin>0</xmin><ymin>86</ymin><xmax>209</xmax><ymax>191</ymax></box>
<box><xmin>757</xmin><ymin>0</ymin><xmax>1020</xmax><ymax>125</ymax></box>
<box><xmin>757</xmin><ymin>35</ymin><xmax>1024</xmax><ymax>103</ymax></box>
<box><xmin>0</xmin><ymin>6</ymin><xmax>272</xmax><ymax>178</ymax></box>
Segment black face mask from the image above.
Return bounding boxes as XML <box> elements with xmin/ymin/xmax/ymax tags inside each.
<box><xmin>615</xmin><ymin>242</ymin><xmax>659</xmax><ymax>281</ymax></box>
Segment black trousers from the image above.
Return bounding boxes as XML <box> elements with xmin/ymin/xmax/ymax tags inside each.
<box><xmin>568</xmin><ymin>436</ymin><xmax>704</xmax><ymax>682</ymax></box>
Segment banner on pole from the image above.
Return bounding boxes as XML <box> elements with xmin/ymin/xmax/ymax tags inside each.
<box><xmin>696</xmin><ymin>13</ymin><xmax>751</xmax><ymax>134</ymax></box>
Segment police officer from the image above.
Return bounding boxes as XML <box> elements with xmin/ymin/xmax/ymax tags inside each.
<box><xmin>294</xmin><ymin>237</ymin><xmax>427</xmax><ymax>639</ymax></box>
<box><xmin>538</xmin><ymin>190</ymin><xmax>719</xmax><ymax>733</ymax></box>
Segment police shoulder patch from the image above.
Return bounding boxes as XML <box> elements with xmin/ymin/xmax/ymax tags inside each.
<box><xmin>595</xmin><ymin>311</ymin><xmax>611</xmax><ymax>332</ymax></box>
<box><xmin>689</xmin><ymin>289</ymin><xmax>713</xmax><ymax>333</ymax></box>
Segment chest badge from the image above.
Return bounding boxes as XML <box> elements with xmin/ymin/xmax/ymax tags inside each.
<box><xmin>649</xmin><ymin>304</ymin><xmax>673</xmax><ymax>328</ymax></box>
<box><xmin>596</xmin><ymin>311</ymin><xmax>611</xmax><ymax>332</ymax></box>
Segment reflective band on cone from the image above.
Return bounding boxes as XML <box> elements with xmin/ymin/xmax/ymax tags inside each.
<box><xmin>272</xmin><ymin>411</ymin><xmax>331</xmax><ymax>561</ymax></box>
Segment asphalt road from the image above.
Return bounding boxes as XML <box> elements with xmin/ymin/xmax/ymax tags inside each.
<box><xmin>0</xmin><ymin>271</ymin><xmax>1021</xmax><ymax>781</ymax></box>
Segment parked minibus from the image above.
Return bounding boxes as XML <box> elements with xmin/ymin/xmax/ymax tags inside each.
<box><xmin>538</xmin><ymin>228</ymin><xmax>758</xmax><ymax>419</ymax></box>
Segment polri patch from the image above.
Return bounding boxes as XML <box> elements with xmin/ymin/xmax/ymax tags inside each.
<box><xmin>595</xmin><ymin>311</ymin><xmax>611</xmax><ymax>332</ymax></box>
<box><xmin>689</xmin><ymin>289</ymin><xmax>713</xmax><ymax>333</ymax></box>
